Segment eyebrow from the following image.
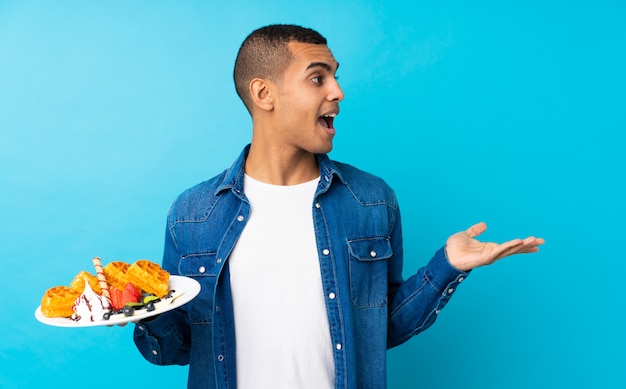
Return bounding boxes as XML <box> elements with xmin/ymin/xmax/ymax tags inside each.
<box><xmin>306</xmin><ymin>61</ymin><xmax>340</xmax><ymax>73</ymax></box>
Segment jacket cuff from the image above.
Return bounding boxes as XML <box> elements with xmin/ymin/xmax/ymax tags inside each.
<box><xmin>136</xmin><ymin>311</ymin><xmax>179</xmax><ymax>337</ymax></box>
<box><xmin>425</xmin><ymin>246</ymin><xmax>470</xmax><ymax>294</ymax></box>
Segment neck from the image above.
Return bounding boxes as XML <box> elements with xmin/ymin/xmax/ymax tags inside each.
<box><xmin>245</xmin><ymin>140</ymin><xmax>320</xmax><ymax>186</ymax></box>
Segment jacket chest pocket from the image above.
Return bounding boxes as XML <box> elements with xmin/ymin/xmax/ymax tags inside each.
<box><xmin>179</xmin><ymin>252</ymin><xmax>217</xmax><ymax>324</ymax></box>
<box><xmin>347</xmin><ymin>237</ymin><xmax>392</xmax><ymax>308</ymax></box>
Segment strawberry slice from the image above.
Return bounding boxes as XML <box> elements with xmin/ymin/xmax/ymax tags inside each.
<box><xmin>109</xmin><ymin>286</ymin><xmax>124</xmax><ymax>311</ymax></box>
<box><xmin>121</xmin><ymin>282</ymin><xmax>141</xmax><ymax>305</ymax></box>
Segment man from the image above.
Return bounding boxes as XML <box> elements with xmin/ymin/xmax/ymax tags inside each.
<box><xmin>134</xmin><ymin>24</ymin><xmax>544</xmax><ymax>389</ymax></box>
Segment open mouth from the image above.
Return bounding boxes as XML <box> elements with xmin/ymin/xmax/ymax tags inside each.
<box><xmin>318</xmin><ymin>112</ymin><xmax>337</xmax><ymax>131</ymax></box>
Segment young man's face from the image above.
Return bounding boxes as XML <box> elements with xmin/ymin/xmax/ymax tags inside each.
<box><xmin>271</xmin><ymin>41</ymin><xmax>344</xmax><ymax>155</ymax></box>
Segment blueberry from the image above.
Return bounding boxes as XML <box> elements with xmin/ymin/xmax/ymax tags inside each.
<box><xmin>146</xmin><ymin>302</ymin><xmax>156</xmax><ymax>312</ymax></box>
<box><xmin>103</xmin><ymin>312</ymin><xmax>111</xmax><ymax>320</ymax></box>
<box><xmin>123</xmin><ymin>306</ymin><xmax>135</xmax><ymax>317</ymax></box>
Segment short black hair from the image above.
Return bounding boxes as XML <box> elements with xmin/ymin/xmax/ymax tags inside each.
<box><xmin>233</xmin><ymin>24</ymin><xmax>327</xmax><ymax>112</ymax></box>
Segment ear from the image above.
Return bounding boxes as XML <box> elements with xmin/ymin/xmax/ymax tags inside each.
<box><xmin>249</xmin><ymin>78</ymin><xmax>274</xmax><ymax>112</ymax></box>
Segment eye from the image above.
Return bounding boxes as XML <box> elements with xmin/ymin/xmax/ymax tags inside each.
<box><xmin>311</xmin><ymin>76</ymin><xmax>322</xmax><ymax>84</ymax></box>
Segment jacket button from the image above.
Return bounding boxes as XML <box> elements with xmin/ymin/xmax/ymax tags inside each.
<box><xmin>237</xmin><ymin>215</ymin><xmax>244</xmax><ymax>222</ymax></box>
<box><xmin>370</xmin><ymin>251</ymin><xmax>377</xmax><ymax>258</ymax></box>
<box><xmin>328</xmin><ymin>292</ymin><xmax>336</xmax><ymax>300</ymax></box>
<box><xmin>336</xmin><ymin>343</ymin><xmax>342</xmax><ymax>350</ymax></box>
<box><xmin>217</xmin><ymin>355</ymin><xmax>224</xmax><ymax>361</ymax></box>
<box><xmin>152</xmin><ymin>349</ymin><xmax>158</xmax><ymax>355</ymax></box>
<box><xmin>322</xmin><ymin>249</ymin><xmax>330</xmax><ymax>255</ymax></box>
<box><xmin>315</xmin><ymin>203</ymin><xmax>321</xmax><ymax>209</ymax></box>
<box><xmin>199</xmin><ymin>266</ymin><xmax>206</xmax><ymax>273</ymax></box>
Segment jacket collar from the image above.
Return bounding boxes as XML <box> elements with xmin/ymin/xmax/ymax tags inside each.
<box><xmin>215</xmin><ymin>144</ymin><xmax>345</xmax><ymax>197</ymax></box>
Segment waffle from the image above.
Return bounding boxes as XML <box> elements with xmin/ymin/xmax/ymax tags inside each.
<box><xmin>102</xmin><ymin>261</ymin><xmax>130</xmax><ymax>291</ymax></box>
<box><xmin>41</xmin><ymin>286</ymin><xmax>81</xmax><ymax>318</ymax></box>
<box><xmin>126</xmin><ymin>259</ymin><xmax>170</xmax><ymax>297</ymax></box>
<box><xmin>69</xmin><ymin>271</ymin><xmax>102</xmax><ymax>295</ymax></box>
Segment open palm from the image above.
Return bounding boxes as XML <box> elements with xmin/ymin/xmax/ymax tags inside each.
<box><xmin>445</xmin><ymin>222</ymin><xmax>544</xmax><ymax>271</ymax></box>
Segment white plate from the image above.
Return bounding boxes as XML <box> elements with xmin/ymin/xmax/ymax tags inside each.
<box><xmin>35</xmin><ymin>275</ymin><xmax>201</xmax><ymax>328</ymax></box>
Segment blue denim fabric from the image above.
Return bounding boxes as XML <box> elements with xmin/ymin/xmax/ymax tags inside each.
<box><xmin>134</xmin><ymin>145</ymin><xmax>469</xmax><ymax>389</ymax></box>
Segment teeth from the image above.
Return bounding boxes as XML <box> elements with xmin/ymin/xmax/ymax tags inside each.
<box><xmin>322</xmin><ymin>113</ymin><xmax>337</xmax><ymax>118</ymax></box>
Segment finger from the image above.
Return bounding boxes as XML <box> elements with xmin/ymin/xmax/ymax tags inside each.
<box><xmin>517</xmin><ymin>237</ymin><xmax>543</xmax><ymax>252</ymax></box>
<box><xmin>496</xmin><ymin>237</ymin><xmax>544</xmax><ymax>259</ymax></box>
<box><xmin>490</xmin><ymin>239</ymin><xmax>525</xmax><ymax>261</ymax></box>
<box><xmin>466</xmin><ymin>222</ymin><xmax>487</xmax><ymax>238</ymax></box>
<box><xmin>525</xmin><ymin>237</ymin><xmax>545</xmax><ymax>247</ymax></box>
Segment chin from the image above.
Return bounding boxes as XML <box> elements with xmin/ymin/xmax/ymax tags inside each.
<box><xmin>299</xmin><ymin>137</ymin><xmax>334</xmax><ymax>155</ymax></box>
<box><xmin>313</xmin><ymin>143</ymin><xmax>333</xmax><ymax>155</ymax></box>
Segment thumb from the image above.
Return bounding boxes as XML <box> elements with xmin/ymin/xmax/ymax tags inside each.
<box><xmin>466</xmin><ymin>222</ymin><xmax>487</xmax><ymax>238</ymax></box>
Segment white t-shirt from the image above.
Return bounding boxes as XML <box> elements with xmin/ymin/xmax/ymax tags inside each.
<box><xmin>228</xmin><ymin>174</ymin><xmax>334</xmax><ymax>389</ymax></box>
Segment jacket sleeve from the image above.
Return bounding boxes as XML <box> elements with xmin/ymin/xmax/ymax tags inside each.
<box><xmin>386</xmin><ymin>208</ymin><xmax>470</xmax><ymax>349</ymax></box>
<box><xmin>133</xmin><ymin>218</ymin><xmax>193</xmax><ymax>366</ymax></box>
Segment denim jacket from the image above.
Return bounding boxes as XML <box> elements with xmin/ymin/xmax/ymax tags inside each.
<box><xmin>134</xmin><ymin>145</ymin><xmax>469</xmax><ymax>389</ymax></box>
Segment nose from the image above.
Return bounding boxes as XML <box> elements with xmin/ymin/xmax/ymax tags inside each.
<box><xmin>328</xmin><ymin>78</ymin><xmax>344</xmax><ymax>102</ymax></box>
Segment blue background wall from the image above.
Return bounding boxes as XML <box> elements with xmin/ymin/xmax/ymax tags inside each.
<box><xmin>1</xmin><ymin>1</ymin><xmax>624</xmax><ymax>387</ymax></box>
